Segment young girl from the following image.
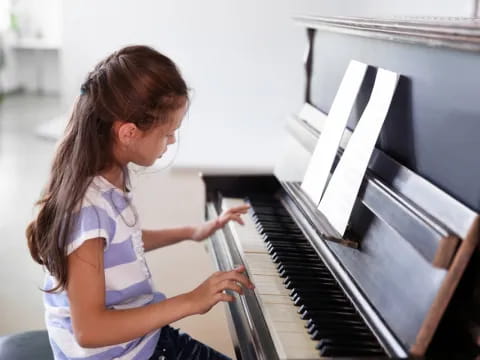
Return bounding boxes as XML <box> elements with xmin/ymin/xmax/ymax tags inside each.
<box><xmin>26</xmin><ymin>45</ymin><xmax>253</xmax><ymax>360</ymax></box>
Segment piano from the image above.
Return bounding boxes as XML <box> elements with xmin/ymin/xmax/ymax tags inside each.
<box><xmin>202</xmin><ymin>15</ymin><xmax>480</xmax><ymax>359</ymax></box>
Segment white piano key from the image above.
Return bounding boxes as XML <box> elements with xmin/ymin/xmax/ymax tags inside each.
<box><xmin>222</xmin><ymin>198</ymin><xmax>269</xmax><ymax>254</ymax></box>
<box><xmin>244</xmin><ymin>253</ymin><xmax>279</xmax><ymax>276</ymax></box>
<box><xmin>273</xmin><ymin>320</ymin><xmax>310</xmax><ymax>333</ymax></box>
<box><xmin>275</xmin><ymin>332</ymin><xmax>320</xmax><ymax>360</ymax></box>
<box><xmin>265</xmin><ymin>302</ymin><xmax>306</xmax><ymax>323</ymax></box>
<box><xmin>250</xmin><ymin>274</ymin><xmax>292</xmax><ymax>297</ymax></box>
<box><xmin>259</xmin><ymin>294</ymin><xmax>293</xmax><ymax>305</ymax></box>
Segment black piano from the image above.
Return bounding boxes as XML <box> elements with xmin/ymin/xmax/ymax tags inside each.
<box><xmin>202</xmin><ymin>14</ymin><xmax>480</xmax><ymax>359</ymax></box>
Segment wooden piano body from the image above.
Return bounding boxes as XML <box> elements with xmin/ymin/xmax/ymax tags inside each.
<box><xmin>202</xmin><ymin>15</ymin><xmax>480</xmax><ymax>359</ymax></box>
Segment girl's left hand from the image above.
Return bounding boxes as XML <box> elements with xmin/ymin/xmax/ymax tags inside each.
<box><xmin>191</xmin><ymin>204</ymin><xmax>250</xmax><ymax>241</ymax></box>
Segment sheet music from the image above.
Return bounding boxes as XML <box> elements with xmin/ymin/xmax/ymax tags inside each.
<box><xmin>318</xmin><ymin>68</ymin><xmax>399</xmax><ymax>236</ymax></box>
<box><xmin>301</xmin><ymin>60</ymin><xmax>368</xmax><ymax>205</ymax></box>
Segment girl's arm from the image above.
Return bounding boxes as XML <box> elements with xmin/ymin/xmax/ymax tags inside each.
<box><xmin>142</xmin><ymin>204</ymin><xmax>250</xmax><ymax>252</ymax></box>
<box><xmin>68</xmin><ymin>237</ymin><xmax>253</xmax><ymax>348</ymax></box>
<box><xmin>142</xmin><ymin>226</ymin><xmax>194</xmax><ymax>251</ymax></box>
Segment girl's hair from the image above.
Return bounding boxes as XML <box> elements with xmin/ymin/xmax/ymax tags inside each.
<box><xmin>26</xmin><ymin>45</ymin><xmax>188</xmax><ymax>292</ymax></box>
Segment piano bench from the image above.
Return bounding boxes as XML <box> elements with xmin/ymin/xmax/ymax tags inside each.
<box><xmin>0</xmin><ymin>330</ymin><xmax>53</xmax><ymax>360</ymax></box>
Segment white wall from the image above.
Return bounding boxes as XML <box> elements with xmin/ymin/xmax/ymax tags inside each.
<box><xmin>61</xmin><ymin>0</ymin><xmax>305</xmax><ymax>172</ymax></box>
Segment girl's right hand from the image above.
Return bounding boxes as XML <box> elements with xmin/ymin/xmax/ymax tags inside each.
<box><xmin>187</xmin><ymin>265</ymin><xmax>255</xmax><ymax>315</ymax></box>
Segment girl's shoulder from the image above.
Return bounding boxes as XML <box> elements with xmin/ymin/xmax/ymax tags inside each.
<box><xmin>84</xmin><ymin>175</ymin><xmax>135</xmax><ymax>220</ymax></box>
<box><xmin>81</xmin><ymin>177</ymin><xmax>111</xmax><ymax>210</ymax></box>
<box><xmin>68</xmin><ymin>177</ymin><xmax>119</xmax><ymax>255</ymax></box>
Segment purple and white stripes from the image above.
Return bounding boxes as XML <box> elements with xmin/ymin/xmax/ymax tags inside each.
<box><xmin>44</xmin><ymin>175</ymin><xmax>165</xmax><ymax>360</ymax></box>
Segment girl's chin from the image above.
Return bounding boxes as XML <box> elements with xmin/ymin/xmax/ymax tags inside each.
<box><xmin>133</xmin><ymin>158</ymin><xmax>157</xmax><ymax>167</ymax></box>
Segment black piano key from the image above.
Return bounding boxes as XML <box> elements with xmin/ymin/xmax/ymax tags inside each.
<box><xmin>271</xmin><ymin>250</ymin><xmax>320</xmax><ymax>258</ymax></box>
<box><xmin>262</xmin><ymin>232</ymin><xmax>304</xmax><ymax>239</ymax></box>
<box><xmin>270</xmin><ymin>249</ymin><xmax>318</xmax><ymax>256</ymax></box>
<box><xmin>290</xmin><ymin>287</ymin><xmax>347</xmax><ymax>297</ymax></box>
<box><xmin>287</xmin><ymin>282</ymin><xmax>341</xmax><ymax>292</ymax></box>
<box><xmin>309</xmin><ymin>326</ymin><xmax>372</xmax><ymax>344</ymax></box>
<box><xmin>258</xmin><ymin>225</ymin><xmax>299</xmax><ymax>232</ymax></box>
<box><xmin>249</xmin><ymin>208</ymin><xmax>288</xmax><ymax>216</ymax></box>
<box><xmin>306</xmin><ymin>319</ymin><xmax>369</xmax><ymax>336</ymax></box>
<box><xmin>292</xmin><ymin>288</ymin><xmax>347</xmax><ymax>299</ymax></box>
<box><xmin>268</xmin><ymin>248</ymin><xmax>317</xmax><ymax>257</ymax></box>
<box><xmin>317</xmin><ymin>337</ymin><xmax>381</xmax><ymax>350</ymax></box>
<box><xmin>264</xmin><ymin>235</ymin><xmax>310</xmax><ymax>242</ymax></box>
<box><xmin>319</xmin><ymin>345</ymin><xmax>384</xmax><ymax>357</ymax></box>
<box><xmin>306</xmin><ymin>317</ymin><xmax>368</xmax><ymax>330</ymax></box>
<box><xmin>280</xmin><ymin>267</ymin><xmax>331</xmax><ymax>277</ymax></box>
<box><xmin>278</xmin><ymin>264</ymin><xmax>327</xmax><ymax>273</ymax></box>
<box><xmin>295</xmin><ymin>296</ymin><xmax>350</xmax><ymax>309</ymax></box>
<box><xmin>272</xmin><ymin>253</ymin><xmax>321</xmax><ymax>262</ymax></box>
<box><xmin>258</xmin><ymin>221</ymin><xmax>301</xmax><ymax>228</ymax></box>
<box><xmin>283</xmin><ymin>273</ymin><xmax>336</xmax><ymax>282</ymax></box>
<box><xmin>285</xmin><ymin>280</ymin><xmax>342</xmax><ymax>291</ymax></box>
<box><xmin>258</xmin><ymin>226</ymin><xmax>301</xmax><ymax>234</ymax></box>
<box><xmin>271</xmin><ymin>250</ymin><xmax>320</xmax><ymax>257</ymax></box>
<box><xmin>298</xmin><ymin>303</ymin><xmax>355</xmax><ymax>315</ymax></box>
<box><xmin>265</xmin><ymin>238</ymin><xmax>312</xmax><ymax>245</ymax></box>
<box><xmin>266</xmin><ymin>243</ymin><xmax>313</xmax><ymax>251</ymax></box>
<box><xmin>308</xmin><ymin>325</ymin><xmax>373</xmax><ymax>342</ymax></box>
<box><xmin>252</xmin><ymin>216</ymin><xmax>295</xmax><ymax>224</ymax></box>
<box><xmin>310</xmin><ymin>328</ymin><xmax>376</xmax><ymax>341</ymax></box>
<box><xmin>301</xmin><ymin>311</ymin><xmax>362</xmax><ymax>323</ymax></box>
<box><xmin>294</xmin><ymin>297</ymin><xmax>351</xmax><ymax>309</ymax></box>
<box><xmin>275</xmin><ymin>258</ymin><xmax>325</xmax><ymax>267</ymax></box>
<box><xmin>273</xmin><ymin>257</ymin><xmax>323</xmax><ymax>266</ymax></box>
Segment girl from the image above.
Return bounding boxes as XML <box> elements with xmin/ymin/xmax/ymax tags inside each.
<box><xmin>26</xmin><ymin>45</ymin><xmax>253</xmax><ymax>360</ymax></box>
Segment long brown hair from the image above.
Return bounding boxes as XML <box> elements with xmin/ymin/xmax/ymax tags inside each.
<box><xmin>26</xmin><ymin>45</ymin><xmax>188</xmax><ymax>292</ymax></box>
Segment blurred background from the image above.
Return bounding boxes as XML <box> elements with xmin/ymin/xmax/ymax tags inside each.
<box><xmin>0</xmin><ymin>0</ymin><xmax>305</xmax><ymax>357</ymax></box>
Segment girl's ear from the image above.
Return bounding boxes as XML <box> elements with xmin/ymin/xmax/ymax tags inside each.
<box><xmin>115</xmin><ymin>122</ymin><xmax>139</xmax><ymax>146</ymax></box>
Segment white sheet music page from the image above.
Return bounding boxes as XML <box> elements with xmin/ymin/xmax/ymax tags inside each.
<box><xmin>301</xmin><ymin>60</ymin><xmax>368</xmax><ymax>205</ymax></box>
<box><xmin>318</xmin><ymin>68</ymin><xmax>399</xmax><ymax>236</ymax></box>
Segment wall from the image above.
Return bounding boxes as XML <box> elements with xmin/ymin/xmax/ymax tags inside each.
<box><xmin>61</xmin><ymin>0</ymin><xmax>305</xmax><ymax>172</ymax></box>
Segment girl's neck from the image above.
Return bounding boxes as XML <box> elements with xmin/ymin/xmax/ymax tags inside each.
<box><xmin>99</xmin><ymin>165</ymin><xmax>126</xmax><ymax>191</ymax></box>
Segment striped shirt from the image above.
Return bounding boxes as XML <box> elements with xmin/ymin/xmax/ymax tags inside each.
<box><xmin>44</xmin><ymin>175</ymin><xmax>165</xmax><ymax>360</ymax></box>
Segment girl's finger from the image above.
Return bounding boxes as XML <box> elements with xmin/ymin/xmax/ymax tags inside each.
<box><xmin>220</xmin><ymin>270</ymin><xmax>254</xmax><ymax>289</ymax></box>
<box><xmin>232</xmin><ymin>204</ymin><xmax>250</xmax><ymax>211</ymax></box>
<box><xmin>216</xmin><ymin>293</ymin><xmax>235</xmax><ymax>303</ymax></box>
<box><xmin>224</xmin><ymin>205</ymin><xmax>249</xmax><ymax>216</ymax></box>
<box><xmin>217</xmin><ymin>280</ymin><xmax>243</xmax><ymax>295</ymax></box>
<box><xmin>233</xmin><ymin>214</ymin><xmax>244</xmax><ymax>225</ymax></box>
<box><xmin>233</xmin><ymin>264</ymin><xmax>245</xmax><ymax>272</ymax></box>
<box><xmin>233</xmin><ymin>207</ymin><xmax>249</xmax><ymax>215</ymax></box>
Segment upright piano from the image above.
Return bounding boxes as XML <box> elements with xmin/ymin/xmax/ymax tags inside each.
<box><xmin>203</xmin><ymin>15</ymin><xmax>480</xmax><ymax>359</ymax></box>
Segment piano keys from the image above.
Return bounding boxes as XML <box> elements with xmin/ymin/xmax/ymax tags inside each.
<box><xmin>222</xmin><ymin>196</ymin><xmax>386</xmax><ymax>358</ymax></box>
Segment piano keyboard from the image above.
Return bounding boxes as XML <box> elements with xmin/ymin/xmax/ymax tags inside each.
<box><xmin>222</xmin><ymin>197</ymin><xmax>386</xmax><ymax>359</ymax></box>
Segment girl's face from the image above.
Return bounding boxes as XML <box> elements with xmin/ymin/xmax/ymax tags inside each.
<box><xmin>129</xmin><ymin>104</ymin><xmax>186</xmax><ymax>167</ymax></box>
